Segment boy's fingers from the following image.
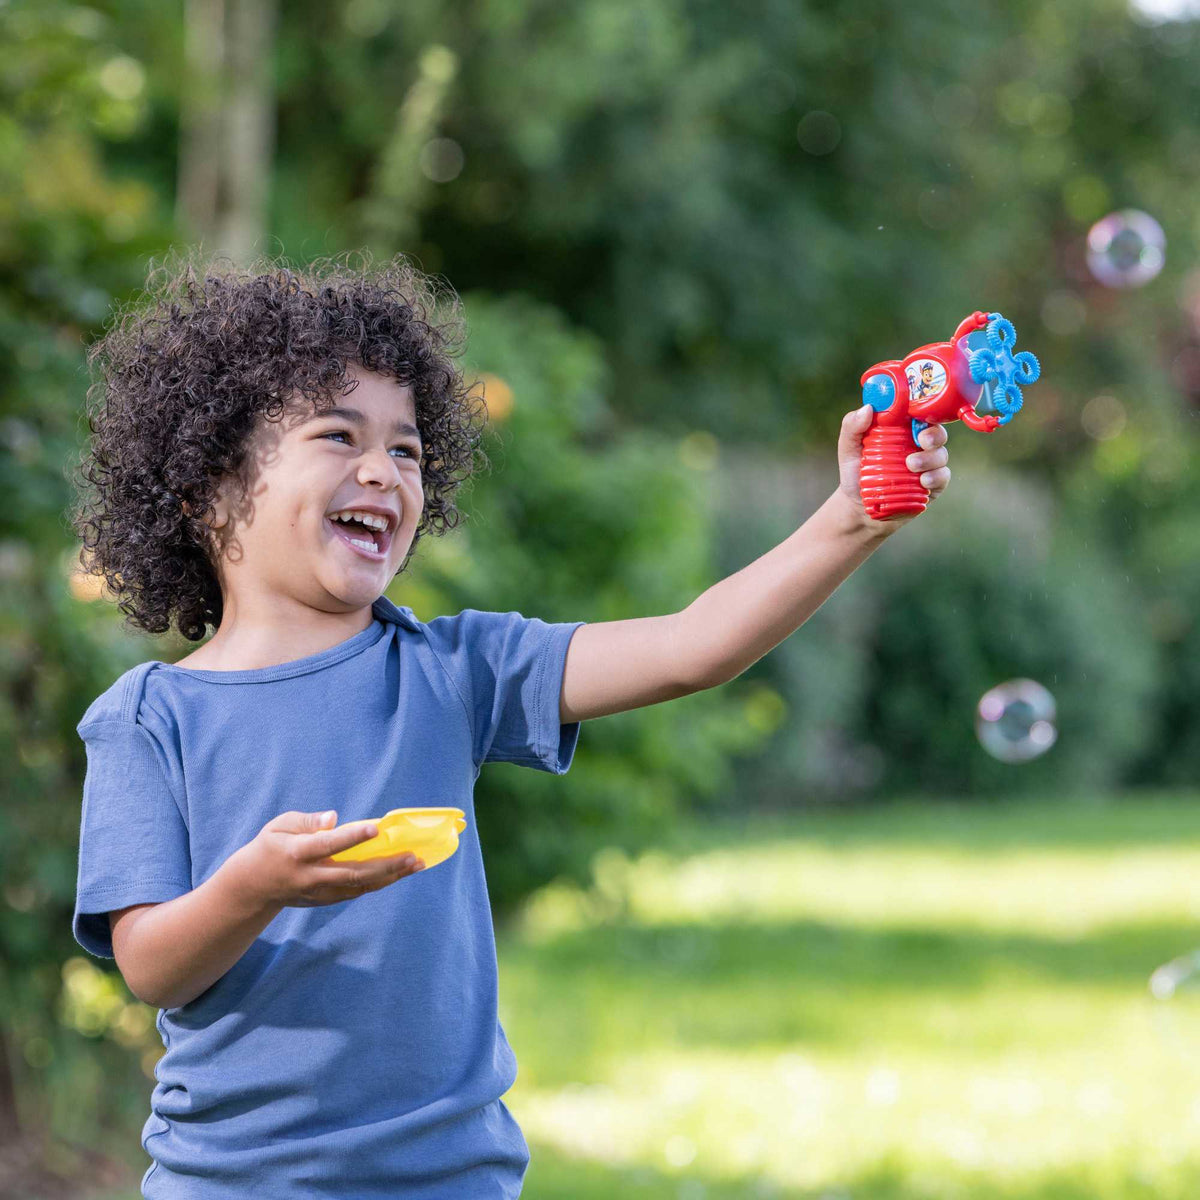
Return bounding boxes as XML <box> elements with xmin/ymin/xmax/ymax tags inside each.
<box><xmin>272</xmin><ymin>810</ymin><xmax>332</xmax><ymax>833</ymax></box>
<box><xmin>906</xmin><ymin>447</ymin><xmax>949</xmax><ymax>472</ymax></box>
<box><xmin>307</xmin><ymin>819</ymin><xmax>379</xmax><ymax>861</ymax></box>
<box><xmin>918</xmin><ymin>424</ymin><xmax>948</xmax><ymax>449</ymax></box>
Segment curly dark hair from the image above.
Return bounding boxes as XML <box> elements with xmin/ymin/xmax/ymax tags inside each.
<box><xmin>66</xmin><ymin>247</ymin><xmax>490</xmax><ymax>643</ymax></box>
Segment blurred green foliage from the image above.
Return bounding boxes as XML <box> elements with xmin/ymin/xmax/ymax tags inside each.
<box><xmin>2</xmin><ymin>0</ymin><xmax>1200</xmax><ymax>1176</ymax></box>
<box><xmin>0</xmin><ymin>0</ymin><xmax>184</xmax><ymax>1159</ymax></box>
<box><xmin>397</xmin><ymin>291</ymin><xmax>772</xmax><ymax>911</ymax></box>
<box><xmin>856</xmin><ymin>488</ymin><xmax>1160</xmax><ymax>797</ymax></box>
<box><xmin>720</xmin><ymin>463</ymin><xmax>1162</xmax><ymax>801</ymax></box>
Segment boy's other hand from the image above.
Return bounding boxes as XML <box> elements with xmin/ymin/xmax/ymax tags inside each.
<box><xmin>836</xmin><ymin>404</ymin><xmax>951</xmax><ymax>533</ymax></box>
<box><xmin>227</xmin><ymin>810</ymin><xmax>426</xmax><ymax>910</ymax></box>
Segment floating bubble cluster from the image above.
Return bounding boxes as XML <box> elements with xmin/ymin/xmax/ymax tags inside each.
<box><xmin>1086</xmin><ymin>210</ymin><xmax>1166</xmax><ymax>288</ymax></box>
<box><xmin>975</xmin><ymin>679</ymin><xmax>1058</xmax><ymax>763</ymax></box>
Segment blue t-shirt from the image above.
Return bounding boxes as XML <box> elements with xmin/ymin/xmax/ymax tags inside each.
<box><xmin>72</xmin><ymin>596</ymin><xmax>586</xmax><ymax>1199</ymax></box>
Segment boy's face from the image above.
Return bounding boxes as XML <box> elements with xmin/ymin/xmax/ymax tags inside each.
<box><xmin>202</xmin><ymin>363</ymin><xmax>424</xmax><ymax>618</ymax></box>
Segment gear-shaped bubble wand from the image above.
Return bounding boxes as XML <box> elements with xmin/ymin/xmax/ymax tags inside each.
<box><xmin>857</xmin><ymin>310</ymin><xmax>1042</xmax><ymax>521</ymax></box>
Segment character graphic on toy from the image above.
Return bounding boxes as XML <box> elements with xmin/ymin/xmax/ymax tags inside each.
<box><xmin>907</xmin><ymin>360</ymin><xmax>945</xmax><ymax>403</ymax></box>
<box><xmin>857</xmin><ymin>310</ymin><xmax>1041</xmax><ymax>521</ymax></box>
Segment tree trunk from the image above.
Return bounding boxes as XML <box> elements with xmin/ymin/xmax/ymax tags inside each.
<box><xmin>215</xmin><ymin>0</ymin><xmax>278</xmax><ymax>262</ymax></box>
<box><xmin>176</xmin><ymin>0</ymin><xmax>224</xmax><ymax>240</ymax></box>
<box><xmin>0</xmin><ymin>1028</ymin><xmax>21</xmax><ymax>1146</ymax></box>
<box><xmin>177</xmin><ymin>0</ymin><xmax>278</xmax><ymax>264</ymax></box>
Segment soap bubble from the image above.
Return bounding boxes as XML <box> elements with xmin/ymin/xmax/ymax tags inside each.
<box><xmin>1150</xmin><ymin>950</ymin><xmax>1200</xmax><ymax>1000</ymax></box>
<box><xmin>975</xmin><ymin>679</ymin><xmax>1057</xmax><ymax>763</ymax></box>
<box><xmin>1149</xmin><ymin>949</ymin><xmax>1200</xmax><ymax>1059</ymax></box>
<box><xmin>1086</xmin><ymin>210</ymin><xmax>1166</xmax><ymax>288</ymax></box>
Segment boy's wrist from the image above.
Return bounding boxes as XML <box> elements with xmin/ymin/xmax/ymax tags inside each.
<box><xmin>220</xmin><ymin>848</ymin><xmax>286</xmax><ymax>920</ymax></box>
<box><xmin>828</xmin><ymin>487</ymin><xmax>895</xmax><ymax>543</ymax></box>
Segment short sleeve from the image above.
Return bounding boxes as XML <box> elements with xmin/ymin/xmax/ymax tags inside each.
<box><xmin>423</xmin><ymin>609</ymin><xmax>586</xmax><ymax>773</ymax></box>
<box><xmin>73</xmin><ymin>719</ymin><xmax>192</xmax><ymax>959</ymax></box>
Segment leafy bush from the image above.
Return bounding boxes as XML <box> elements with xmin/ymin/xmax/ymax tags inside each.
<box><xmin>399</xmin><ymin>292</ymin><xmax>773</xmax><ymax>915</ymax></box>
<box><xmin>1122</xmin><ymin>498</ymin><xmax>1200</xmax><ymax>789</ymax></box>
<box><xmin>713</xmin><ymin>458</ymin><xmax>1159</xmax><ymax>803</ymax></box>
<box><xmin>856</xmin><ymin>480</ymin><xmax>1159</xmax><ymax>798</ymax></box>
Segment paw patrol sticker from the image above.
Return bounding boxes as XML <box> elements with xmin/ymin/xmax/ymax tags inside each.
<box><xmin>906</xmin><ymin>359</ymin><xmax>947</xmax><ymax>402</ymax></box>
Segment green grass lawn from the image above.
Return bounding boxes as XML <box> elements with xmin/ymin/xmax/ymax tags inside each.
<box><xmin>500</xmin><ymin>792</ymin><xmax>1200</xmax><ymax>1199</ymax></box>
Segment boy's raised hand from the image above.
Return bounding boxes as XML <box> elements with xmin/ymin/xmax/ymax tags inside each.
<box><xmin>836</xmin><ymin>404</ymin><xmax>951</xmax><ymax>531</ymax></box>
<box><xmin>227</xmin><ymin>810</ymin><xmax>425</xmax><ymax>910</ymax></box>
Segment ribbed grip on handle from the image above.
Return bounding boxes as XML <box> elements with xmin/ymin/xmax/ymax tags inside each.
<box><xmin>860</xmin><ymin>424</ymin><xmax>928</xmax><ymax>521</ymax></box>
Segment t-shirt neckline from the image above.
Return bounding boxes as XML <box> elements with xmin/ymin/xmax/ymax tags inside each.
<box><xmin>151</xmin><ymin>597</ymin><xmax>415</xmax><ymax>684</ymax></box>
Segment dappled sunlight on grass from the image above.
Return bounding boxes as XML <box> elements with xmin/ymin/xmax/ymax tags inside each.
<box><xmin>500</xmin><ymin>795</ymin><xmax>1200</xmax><ymax>1199</ymax></box>
<box><xmin>516</xmin><ymin>1040</ymin><xmax>1200</xmax><ymax>1190</ymax></box>
<box><xmin>516</xmin><ymin>822</ymin><xmax>1200</xmax><ymax>941</ymax></box>
<box><xmin>521</xmin><ymin>1142</ymin><xmax>1200</xmax><ymax>1200</ymax></box>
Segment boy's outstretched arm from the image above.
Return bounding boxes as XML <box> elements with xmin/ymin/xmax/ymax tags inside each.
<box><xmin>559</xmin><ymin>407</ymin><xmax>950</xmax><ymax>723</ymax></box>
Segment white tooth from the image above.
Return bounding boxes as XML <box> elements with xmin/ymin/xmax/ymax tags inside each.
<box><xmin>332</xmin><ymin>510</ymin><xmax>387</xmax><ymax>530</ymax></box>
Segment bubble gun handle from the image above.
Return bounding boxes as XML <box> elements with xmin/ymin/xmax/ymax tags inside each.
<box><xmin>857</xmin><ymin>310</ymin><xmax>1041</xmax><ymax>521</ymax></box>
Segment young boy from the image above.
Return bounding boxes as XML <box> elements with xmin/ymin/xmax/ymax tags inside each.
<box><xmin>69</xmin><ymin>252</ymin><xmax>949</xmax><ymax>1198</ymax></box>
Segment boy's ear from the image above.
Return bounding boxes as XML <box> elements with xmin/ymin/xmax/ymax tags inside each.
<box><xmin>180</xmin><ymin>497</ymin><xmax>229</xmax><ymax>530</ymax></box>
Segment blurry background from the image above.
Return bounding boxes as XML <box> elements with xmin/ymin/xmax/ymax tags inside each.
<box><xmin>4</xmin><ymin>0</ymin><xmax>1200</xmax><ymax>1195</ymax></box>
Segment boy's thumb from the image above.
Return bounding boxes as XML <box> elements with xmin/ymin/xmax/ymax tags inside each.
<box><xmin>311</xmin><ymin>810</ymin><xmax>336</xmax><ymax>829</ymax></box>
<box><xmin>842</xmin><ymin>404</ymin><xmax>873</xmax><ymax>440</ymax></box>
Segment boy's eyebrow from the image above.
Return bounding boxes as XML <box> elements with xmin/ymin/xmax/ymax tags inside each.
<box><xmin>311</xmin><ymin>406</ymin><xmax>422</xmax><ymax>441</ymax></box>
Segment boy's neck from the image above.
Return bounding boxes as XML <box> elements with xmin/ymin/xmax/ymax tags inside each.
<box><xmin>172</xmin><ymin>607</ymin><xmax>378</xmax><ymax>672</ymax></box>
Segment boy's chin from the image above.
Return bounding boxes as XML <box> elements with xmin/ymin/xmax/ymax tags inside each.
<box><xmin>325</xmin><ymin>565</ymin><xmax>389</xmax><ymax>595</ymax></box>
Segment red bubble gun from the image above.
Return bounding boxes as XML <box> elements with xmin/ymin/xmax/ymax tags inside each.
<box><xmin>858</xmin><ymin>310</ymin><xmax>1041</xmax><ymax>520</ymax></box>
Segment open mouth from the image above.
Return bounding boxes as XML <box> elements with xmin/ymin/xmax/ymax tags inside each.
<box><xmin>325</xmin><ymin>516</ymin><xmax>393</xmax><ymax>561</ymax></box>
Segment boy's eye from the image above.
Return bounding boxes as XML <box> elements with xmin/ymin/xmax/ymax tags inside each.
<box><xmin>322</xmin><ymin>430</ymin><xmax>418</xmax><ymax>459</ymax></box>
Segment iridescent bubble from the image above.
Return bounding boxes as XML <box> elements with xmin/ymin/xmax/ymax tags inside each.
<box><xmin>1150</xmin><ymin>950</ymin><xmax>1200</xmax><ymax>1000</ymax></box>
<box><xmin>975</xmin><ymin>679</ymin><xmax>1058</xmax><ymax>763</ymax></box>
<box><xmin>1149</xmin><ymin>948</ymin><xmax>1200</xmax><ymax>1059</ymax></box>
<box><xmin>1086</xmin><ymin>210</ymin><xmax>1166</xmax><ymax>288</ymax></box>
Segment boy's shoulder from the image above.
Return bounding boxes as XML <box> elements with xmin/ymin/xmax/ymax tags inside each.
<box><xmin>381</xmin><ymin>595</ymin><xmax>539</xmax><ymax>644</ymax></box>
<box><xmin>384</xmin><ymin>597</ymin><xmax>540</xmax><ymax>643</ymax></box>
<box><xmin>409</xmin><ymin>604</ymin><xmax>548</xmax><ymax>650</ymax></box>
<box><xmin>75</xmin><ymin>655</ymin><xmax>210</xmax><ymax>740</ymax></box>
<box><xmin>76</xmin><ymin>660</ymin><xmax>163</xmax><ymax>735</ymax></box>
